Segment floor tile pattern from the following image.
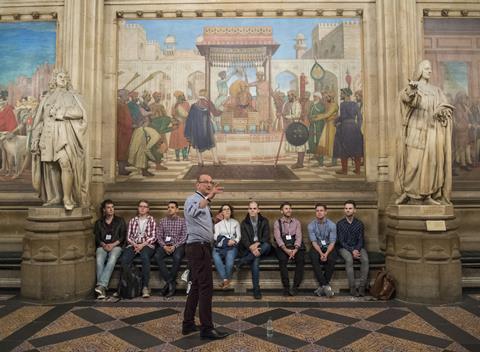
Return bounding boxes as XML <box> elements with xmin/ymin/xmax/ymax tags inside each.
<box><xmin>0</xmin><ymin>290</ymin><xmax>479</xmax><ymax>351</ymax></box>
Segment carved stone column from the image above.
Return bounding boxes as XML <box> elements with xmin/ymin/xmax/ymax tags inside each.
<box><xmin>386</xmin><ymin>205</ymin><xmax>462</xmax><ymax>304</ymax></box>
<box><xmin>21</xmin><ymin>207</ymin><xmax>94</xmax><ymax>303</ymax></box>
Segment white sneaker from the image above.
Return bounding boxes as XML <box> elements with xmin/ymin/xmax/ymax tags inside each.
<box><xmin>95</xmin><ymin>285</ymin><xmax>106</xmax><ymax>299</ymax></box>
<box><xmin>314</xmin><ymin>286</ymin><xmax>324</xmax><ymax>296</ymax></box>
<box><xmin>324</xmin><ymin>285</ymin><xmax>334</xmax><ymax>298</ymax></box>
<box><xmin>181</xmin><ymin>269</ymin><xmax>190</xmax><ymax>283</ymax></box>
<box><xmin>142</xmin><ymin>287</ymin><xmax>150</xmax><ymax>298</ymax></box>
<box><xmin>186</xmin><ymin>281</ymin><xmax>192</xmax><ymax>295</ymax></box>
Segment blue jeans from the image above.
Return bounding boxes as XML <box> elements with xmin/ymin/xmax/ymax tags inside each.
<box><xmin>121</xmin><ymin>246</ymin><xmax>155</xmax><ymax>288</ymax></box>
<box><xmin>238</xmin><ymin>242</ymin><xmax>271</xmax><ymax>290</ymax></box>
<box><xmin>96</xmin><ymin>246</ymin><xmax>122</xmax><ymax>288</ymax></box>
<box><xmin>212</xmin><ymin>246</ymin><xmax>238</xmax><ymax>280</ymax></box>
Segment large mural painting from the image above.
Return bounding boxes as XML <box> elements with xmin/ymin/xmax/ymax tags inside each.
<box><xmin>0</xmin><ymin>21</ymin><xmax>56</xmax><ymax>183</ymax></box>
<box><xmin>116</xmin><ymin>18</ymin><xmax>364</xmax><ymax>182</ymax></box>
<box><xmin>424</xmin><ymin>18</ymin><xmax>480</xmax><ymax>180</ymax></box>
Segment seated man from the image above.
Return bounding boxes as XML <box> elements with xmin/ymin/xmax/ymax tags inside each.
<box><xmin>337</xmin><ymin>200</ymin><xmax>369</xmax><ymax>296</ymax></box>
<box><xmin>238</xmin><ymin>201</ymin><xmax>271</xmax><ymax>299</ymax></box>
<box><xmin>308</xmin><ymin>203</ymin><xmax>337</xmax><ymax>297</ymax></box>
<box><xmin>122</xmin><ymin>199</ymin><xmax>157</xmax><ymax>298</ymax></box>
<box><xmin>94</xmin><ymin>199</ymin><xmax>126</xmax><ymax>299</ymax></box>
<box><xmin>273</xmin><ymin>202</ymin><xmax>305</xmax><ymax>296</ymax></box>
<box><xmin>155</xmin><ymin>201</ymin><xmax>187</xmax><ymax>297</ymax></box>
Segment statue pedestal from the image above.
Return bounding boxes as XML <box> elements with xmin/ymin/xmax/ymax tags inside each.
<box><xmin>386</xmin><ymin>205</ymin><xmax>462</xmax><ymax>304</ymax></box>
<box><xmin>21</xmin><ymin>207</ymin><xmax>94</xmax><ymax>303</ymax></box>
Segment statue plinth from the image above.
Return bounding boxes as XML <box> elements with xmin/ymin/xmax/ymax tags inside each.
<box><xmin>21</xmin><ymin>207</ymin><xmax>94</xmax><ymax>303</ymax></box>
<box><xmin>385</xmin><ymin>205</ymin><xmax>462</xmax><ymax>304</ymax></box>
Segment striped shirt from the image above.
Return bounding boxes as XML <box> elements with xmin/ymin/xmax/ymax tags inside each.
<box><xmin>336</xmin><ymin>217</ymin><xmax>364</xmax><ymax>252</ymax></box>
<box><xmin>127</xmin><ymin>215</ymin><xmax>157</xmax><ymax>248</ymax></box>
<box><xmin>156</xmin><ymin>215</ymin><xmax>187</xmax><ymax>247</ymax></box>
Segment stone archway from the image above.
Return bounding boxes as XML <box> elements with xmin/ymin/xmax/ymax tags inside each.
<box><xmin>187</xmin><ymin>71</ymin><xmax>205</xmax><ymax>101</ymax></box>
<box><xmin>275</xmin><ymin>70</ymin><xmax>299</xmax><ymax>94</ymax></box>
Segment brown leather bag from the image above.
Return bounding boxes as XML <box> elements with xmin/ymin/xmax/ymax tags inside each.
<box><xmin>370</xmin><ymin>269</ymin><xmax>396</xmax><ymax>300</ymax></box>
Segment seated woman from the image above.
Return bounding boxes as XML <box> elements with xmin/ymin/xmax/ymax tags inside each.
<box><xmin>212</xmin><ymin>204</ymin><xmax>241</xmax><ymax>289</ymax></box>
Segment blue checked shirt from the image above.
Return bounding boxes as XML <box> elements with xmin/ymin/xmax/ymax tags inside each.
<box><xmin>308</xmin><ymin>218</ymin><xmax>336</xmax><ymax>245</ymax></box>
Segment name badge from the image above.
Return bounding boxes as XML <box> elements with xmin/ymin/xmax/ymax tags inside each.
<box><xmin>165</xmin><ymin>236</ymin><xmax>172</xmax><ymax>243</ymax></box>
<box><xmin>320</xmin><ymin>240</ymin><xmax>327</xmax><ymax>246</ymax></box>
<box><xmin>105</xmin><ymin>234</ymin><xmax>112</xmax><ymax>241</ymax></box>
<box><xmin>286</xmin><ymin>234</ymin><xmax>292</xmax><ymax>241</ymax></box>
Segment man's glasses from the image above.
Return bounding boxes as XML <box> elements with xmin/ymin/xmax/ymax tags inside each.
<box><xmin>198</xmin><ymin>181</ymin><xmax>215</xmax><ymax>185</ymax></box>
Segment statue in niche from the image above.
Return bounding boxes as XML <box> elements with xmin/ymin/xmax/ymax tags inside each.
<box><xmin>395</xmin><ymin>60</ymin><xmax>454</xmax><ymax>205</ymax></box>
<box><xmin>30</xmin><ymin>70</ymin><xmax>88</xmax><ymax>211</ymax></box>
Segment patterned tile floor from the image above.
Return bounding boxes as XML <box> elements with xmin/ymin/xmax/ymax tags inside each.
<box><xmin>117</xmin><ymin>151</ymin><xmax>364</xmax><ymax>182</ymax></box>
<box><xmin>1</xmin><ymin>290</ymin><xmax>479</xmax><ymax>351</ymax></box>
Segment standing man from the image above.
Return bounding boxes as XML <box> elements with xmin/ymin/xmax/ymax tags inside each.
<box><xmin>122</xmin><ymin>200</ymin><xmax>157</xmax><ymax>298</ymax></box>
<box><xmin>282</xmin><ymin>90</ymin><xmax>307</xmax><ymax>169</ymax></box>
<box><xmin>170</xmin><ymin>91</ymin><xmax>190</xmax><ymax>161</ymax></box>
<box><xmin>248</xmin><ymin>71</ymin><xmax>272</xmax><ymax>130</ymax></box>
<box><xmin>273</xmin><ymin>202</ymin><xmax>305</xmax><ymax>296</ymax></box>
<box><xmin>307</xmin><ymin>92</ymin><xmax>326</xmax><ymax>167</ymax></box>
<box><xmin>155</xmin><ymin>201</ymin><xmax>187</xmax><ymax>297</ymax></box>
<box><xmin>116</xmin><ymin>89</ymin><xmax>133</xmax><ymax>175</ymax></box>
<box><xmin>184</xmin><ymin>89</ymin><xmax>223</xmax><ymax>167</ymax></box>
<box><xmin>337</xmin><ymin>200</ymin><xmax>369</xmax><ymax>296</ymax></box>
<box><xmin>182</xmin><ymin>174</ymin><xmax>229</xmax><ymax>340</ymax></box>
<box><xmin>308</xmin><ymin>203</ymin><xmax>337</xmax><ymax>297</ymax></box>
<box><xmin>94</xmin><ymin>199</ymin><xmax>126</xmax><ymax>299</ymax></box>
<box><xmin>238</xmin><ymin>201</ymin><xmax>271</xmax><ymax>299</ymax></box>
<box><xmin>332</xmin><ymin>88</ymin><xmax>364</xmax><ymax>175</ymax></box>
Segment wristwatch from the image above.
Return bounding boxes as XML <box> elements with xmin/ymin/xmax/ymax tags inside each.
<box><xmin>205</xmin><ymin>195</ymin><xmax>211</xmax><ymax>202</ymax></box>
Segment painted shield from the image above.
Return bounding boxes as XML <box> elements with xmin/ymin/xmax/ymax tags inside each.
<box><xmin>285</xmin><ymin>122</ymin><xmax>309</xmax><ymax>146</ymax></box>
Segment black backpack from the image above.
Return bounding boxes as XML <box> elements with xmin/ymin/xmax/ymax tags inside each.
<box><xmin>118</xmin><ymin>264</ymin><xmax>142</xmax><ymax>299</ymax></box>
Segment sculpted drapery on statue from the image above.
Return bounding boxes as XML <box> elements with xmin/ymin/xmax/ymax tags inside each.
<box><xmin>395</xmin><ymin>60</ymin><xmax>454</xmax><ymax>205</ymax></box>
<box><xmin>30</xmin><ymin>70</ymin><xmax>88</xmax><ymax>211</ymax></box>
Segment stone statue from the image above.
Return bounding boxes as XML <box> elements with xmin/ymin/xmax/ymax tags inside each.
<box><xmin>30</xmin><ymin>70</ymin><xmax>88</xmax><ymax>211</ymax></box>
<box><xmin>395</xmin><ymin>60</ymin><xmax>454</xmax><ymax>205</ymax></box>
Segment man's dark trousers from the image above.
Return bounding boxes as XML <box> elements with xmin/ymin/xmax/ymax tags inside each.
<box><xmin>182</xmin><ymin>242</ymin><xmax>213</xmax><ymax>333</ymax></box>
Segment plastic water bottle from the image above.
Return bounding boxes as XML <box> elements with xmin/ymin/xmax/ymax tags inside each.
<box><xmin>266</xmin><ymin>317</ymin><xmax>273</xmax><ymax>338</ymax></box>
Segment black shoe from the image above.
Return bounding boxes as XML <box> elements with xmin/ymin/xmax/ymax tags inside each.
<box><xmin>291</xmin><ymin>286</ymin><xmax>298</xmax><ymax>296</ymax></box>
<box><xmin>253</xmin><ymin>289</ymin><xmax>262</xmax><ymax>300</ymax></box>
<box><xmin>182</xmin><ymin>325</ymin><xmax>200</xmax><ymax>335</ymax></box>
<box><xmin>200</xmin><ymin>328</ymin><xmax>229</xmax><ymax>340</ymax></box>
<box><xmin>288</xmin><ymin>287</ymin><xmax>295</xmax><ymax>296</ymax></box>
<box><xmin>165</xmin><ymin>282</ymin><xmax>176</xmax><ymax>298</ymax></box>
<box><xmin>283</xmin><ymin>287</ymin><xmax>290</xmax><ymax>296</ymax></box>
<box><xmin>160</xmin><ymin>283</ymin><xmax>169</xmax><ymax>296</ymax></box>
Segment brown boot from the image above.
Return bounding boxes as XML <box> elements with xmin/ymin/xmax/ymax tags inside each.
<box><xmin>142</xmin><ymin>168</ymin><xmax>154</xmax><ymax>177</ymax></box>
<box><xmin>336</xmin><ymin>158</ymin><xmax>348</xmax><ymax>174</ymax></box>
<box><xmin>354</xmin><ymin>156</ymin><xmax>361</xmax><ymax>174</ymax></box>
<box><xmin>118</xmin><ymin>161</ymin><xmax>131</xmax><ymax>175</ymax></box>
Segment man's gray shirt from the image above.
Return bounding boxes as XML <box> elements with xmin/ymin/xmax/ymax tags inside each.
<box><xmin>184</xmin><ymin>191</ymin><xmax>214</xmax><ymax>244</ymax></box>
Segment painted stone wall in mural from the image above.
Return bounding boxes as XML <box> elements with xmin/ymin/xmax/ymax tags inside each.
<box><xmin>0</xmin><ymin>22</ymin><xmax>56</xmax><ymax>182</ymax></box>
<box><xmin>424</xmin><ymin>18</ymin><xmax>480</xmax><ymax>180</ymax></box>
<box><xmin>116</xmin><ymin>18</ymin><xmax>363</xmax><ymax>181</ymax></box>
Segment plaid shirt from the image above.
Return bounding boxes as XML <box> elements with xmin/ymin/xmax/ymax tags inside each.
<box><xmin>273</xmin><ymin>217</ymin><xmax>303</xmax><ymax>249</ymax></box>
<box><xmin>127</xmin><ymin>215</ymin><xmax>157</xmax><ymax>248</ymax></box>
<box><xmin>156</xmin><ymin>215</ymin><xmax>187</xmax><ymax>247</ymax></box>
